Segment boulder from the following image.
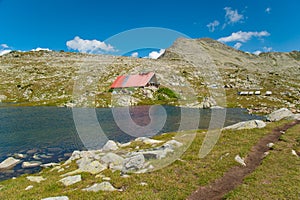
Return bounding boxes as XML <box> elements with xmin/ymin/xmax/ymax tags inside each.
<box><xmin>101</xmin><ymin>153</ymin><xmax>124</xmax><ymax>170</ymax></box>
<box><xmin>41</xmin><ymin>162</ymin><xmax>60</xmax><ymax>168</ymax></box>
<box><xmin>0</xmin><ymin>157</ymin><xmax>21</xmax><ymax>169</ymax></box>
<box><xmin>102</xmin><ymin>140</ymin><xmax>119</xmax><ymax>151</ymax></box>
<box><xmin>26</xmin><ymin>176</ymin><xmax>46</xmax><ymax>183</ymax></box>
<box><xmin>59</xmin><ymin>175</ymin><xmax>81</xmax><ymax>186</ymax></box>
<box><xmin>266</xmin><ymin>108</ymin><xmax>294</xmax><ymax>122</ymax></box>
<box><xmin>291</xmin><ymin>114</ymin><xmax>300</xmax><ymax>120</ymax></box>
<box><xmin>76</xmin><ymin>157</ymin><xmax>106</xmax><ymax>174</ymax></box>
<box><xmin>22</xmin><ymin>161</ymin><xmax>42</xmax><ymax>168</ymax></box>
<box><xmin>122</xmin><ymin>153</ymin><xmax>145</xmax><ymax>173</ymax></box>
<box><xmin>82</xmin><ymin>182</ymin><xmax>118</xmax><ymax>192</ymax></box>
<box><xmin>223</xmin><ymin>120</ymin><xmax>266</xmax><ymax>130</ymax></box>
<box><xmin>41</xmin><ymin>196</ymin><xmax>69</xmax><ymax>200</ymax></box>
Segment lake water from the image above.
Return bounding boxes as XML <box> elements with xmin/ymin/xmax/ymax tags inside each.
<box><xmin>0</xmin><ymin>105</ymin><xmax>264</xmax><ymax>180</ymax></box>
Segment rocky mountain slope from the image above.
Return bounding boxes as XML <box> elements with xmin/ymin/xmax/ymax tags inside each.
<box><xmin>0</xmin><ymin>38</ymin><xmax>299</xmax><ymax>113</ymax></box>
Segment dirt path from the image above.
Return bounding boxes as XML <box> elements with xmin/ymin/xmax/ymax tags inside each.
<box><xmin>188</xmin><ymin>120</ymin><xmax>300</xmax><ymax>200</ymax></box>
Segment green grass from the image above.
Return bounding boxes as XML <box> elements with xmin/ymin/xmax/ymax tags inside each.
<box><xmin>0</xmin><ymin>120</ymin><xmax>292</xmax><ymax>200</ymax></box>
<box><xmin>224</xmin><ymin>123</ymin><xmax>300</xmax><ymax>200</ymax></box>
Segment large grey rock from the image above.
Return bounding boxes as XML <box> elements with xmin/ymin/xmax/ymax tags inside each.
<box><xmin>267</xmin><ymin>108</ymin><xmax>294</xmax><ymax>121</ymax></box>
<box><xmin>59</xmin><ymin>175</ymin><xmax>81</xmax><ymax>186</ymax></box>
<box><xmin>82</xmin><ymin>182</ymin><xmax>117</xmax><ymax>192</ymax></box>
<box><xmin>291</xmin><ymin>114</ymin><xmax>300</xmax><ymax>120</ymax></box>
<box><xmin>223</xmin><ymin>120</ymin><xmax>266</xmax><ymax>130</ymax></box>
<box><xmin>26</xmin><ymin>176</ymin><xmax>46</xmax><ymax>183</ymax></box>
<box><xmin>0</xmin><ymin>157</ymin><xmax>21</xmax><ymax>169</ymax></box>
<box><xmin>76</xmin><ymin>157</ymin><xmax>106</xmax><ymax>174</ymax></box>
<box><xmin>101</xmin><ymin>153</ymin><xmax>124</xmax><ymax>170</ymax></box>
<box><xmin>41</xmin><ymin>196</ymin><xmax>69</xmax><ymax>200</ymax></box>
<box><xmin>22</xmin><ymin>161</ymin><xmax>42</xmax><ymax>168</ymax></box>
<box><xmin>102</xmin><ymin>140</ymin><xmax>119</xmax><ymax>151</ymax></box>
<box><xmin>122</xmin><ymin>153</ymin><xmax>145</xmax><ymax>173</ymax></box>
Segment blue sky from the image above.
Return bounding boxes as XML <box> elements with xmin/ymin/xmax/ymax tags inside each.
<box><xmin>0</xmin><ymin>0</ymin><xmax>299</xmax><ymax>57</ymax></box>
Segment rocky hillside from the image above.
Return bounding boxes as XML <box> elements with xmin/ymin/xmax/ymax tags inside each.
<box><xmin>0</xmin><ymin>38</ymin><xmax>299</xmax><ymax>113</ymax></box>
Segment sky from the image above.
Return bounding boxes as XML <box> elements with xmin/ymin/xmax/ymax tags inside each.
<box><xmin>0</xmin><ymin>0</ymin><xmax>299</xmax><ymax>57</ymax></box>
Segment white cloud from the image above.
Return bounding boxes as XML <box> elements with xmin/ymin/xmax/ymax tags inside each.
<box><xmin>66</xmin><ymin>36</ymin><xmax>117</xmax><ymax>53</ymax></box>
<box><xmin>148</xmin><ymin>49</ymin><xmax>165</xmax><ymax>59</ymax></box>
<box><xmin>253</xmin><ymin>50</ymin><xmax>262</xmax><ymax>55</ymax></box>
<box><xmin>224</xmin><ymin>7</ymin><xmax>244</xmax><ymax>24</ymax></box>
<box><xmin>207</xmin><ymin>20</ymin><xmax>220</xmax><ymax>32</ymax></box>
<box><xmin>265</xmin><ymin>7</ymin><xmax>271</xmax><ymax>14</ymax></box>
<box><xmin>263</xmin><ymin>46</ymin><xmax>272</xmax><ymax>52</ymax></box>
<box><xmin>0</xmin><ymin>49</ymin><xmax>12</xmax><ymax>56</ymax></box>
<box><xmin>131</xmin><ymin>52</ymin><xmax>139</xmax><ymax>58</ymax></box>
<box><xmin>218</xmin><ymin>31</ymin><xmax>270</xmax><ymax>43</ymax></box>
<box><xmin>30</xmin><ymin>47</ymin><xmax>52</xmax><ymax>52</ymax></box>
<box><xmin>234</xmin><ymin>42</ymin><xmax>242</xmax><ymax>49</ymax></box>
<box><xmin>1</xmin><ymin>44</ymin><xmax>9</xmax><ymax>49</ymax></box>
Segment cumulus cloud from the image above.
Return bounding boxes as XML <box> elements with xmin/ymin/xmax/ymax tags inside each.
<box><xmin>218</xmin><ymin>31</ymin><xmax>270</xmax><ymax>43</ymax></box>
<box><xmin>265</xmin><ymin>7</ymin><xmax>271</xmax><ymax>14</ymax></box>
<box><xmin>131</xmin><ymin>52</ymin><xmax>139</xmax><ymax>58</ymax></box>
<box><xmin>207</xmin><ymin>20</ymin><xmax>220</xmax><ymax>32</ymax></box>
<box><xmin>0</xmin><ymin>49</ymin><xmax>11</xmax><ymax>56</ymax></box>
<box><xmin>1</xmin><ymin>44</ymin><xmax>9</xmax><ymax>49</ymax></box>
<box><xmin>253</xmin><ymin>50</ymin><xmax>262</xmax><ymax>55</ymax></box>
<box><xmin>148</xmin><ymin>49</ymin><xmax>165</xmax><ymax>59</ymax></box>
<box><xmin>224</xmin><ymin>7</ymin><xmax>244</xmax><ymax>24</ymax></box>
<box><xmin>263</xmin><ymin>46</ymin><xmax>272</xmax><ymax>52</ymax></box>
<box><xmin>234</xmin><ymin>42</ymin><xmax>242</xmax><ymax>49</ymax></box>
<box><xmin>0</xmin><ymin>43</ymin><xmax>11</xmax><ymax>56</ymax></box>
<box><xmin>30</xmin><ymin>47</ymin><xmax>52</xmax><ymax>52</ymax></box>
<box><xmin>66</xmin><ymin>36</ymin><xmax>117</xmax><ymax>53</ymax></box>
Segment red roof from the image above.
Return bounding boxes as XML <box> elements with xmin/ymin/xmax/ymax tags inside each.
<box><xmin>110</xmin><ymin>72</ymin><xmax>155</xmax><ymax>88</ymax></box>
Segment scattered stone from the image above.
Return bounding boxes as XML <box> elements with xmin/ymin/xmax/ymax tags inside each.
<box><xmin>118</xmin><ymin>142</ymin><xmax>131</xmax><ymax>148</ymax></box>
<box><xmin>26</xmin><ymin>149</ymin><xmax>38</xmax><ymax>154</ymax></box>
<box><xmin>140</xmin><ymin>182</ymin><xmax>148</xmax><ymax>186</ymax></box>
<box><xmin>33</xmin><ymin>154</ymin><xmax>41</xmax><ymax>160</ymax></box>
<box><xmin>223</xmin><ymin>120</ymin><xmax>266</xmax><ymax>130</ymax></box>
<box><xmin>82</xmin><ymin>182</ymin><xmax>118</xmax><ymax>192</ymax></box>
<box><xmin>263</xmin><ymin>152</ymin><xmax>270</xmax><ymax>157</ymax></box>
<box><xmin>0</xmin><ymin>157</ymin><xmax>21</xmax><ymax>169</ymax></box>
<box><xmin>25</xmin><ymin>185</ymin><xmax>33</xmax><ymax>190</ymax></box>
<box><xmin>291</xmin><ymin>150</ymin><xmax>299</xmax><ymax>157</ymax></box>
<box><xmin>122</xmin><ymin>153</ymin><xmax>145</xmax><ymax>173</ymax></box>
<box><xmin>13</xmin><ymin>153</ymin><xmax>26</xmax><ymax>159</ymax></box>
<box><xmin>102</xmin><ymin>140</ymin><xmax>119</xmax><ymax>151</ymax></box>
<box><xmin>41</xmin><ymin>163</ymin><xmax>60</xmax><ymax>168</ymax></box>
<box><xmin>121</xmin><ymin>174</ymin><xmax>130</xmax><ymax>178</ymax></box>
<box><xmin>59</xmin><ymin>175</ymin><xmax>81</xmax><ymax>186</ymax></box>
<box><xmin>267</xmin><ymin>143</ymin><xmax>274</xmax><ymax>148</ymax></box>
<box><xmin>102</xmin><ymin>177</ymin><xmax>111</xmax><ymax>181</ymax></box>
<box><xmin>22</xmin><ymin>161</ymin><xmax>42</xmax><ymax>168</ymax></box>
<box><xmin>234</xmin><ymin>155</ymin><xmax>246</xmax><ymax>166</ymax></box>
<box><xmin>135</xmin><ymin>137</ymin><xmax>163</xmax><ymax>145</ymax></box>
<box><xmin>41</xmin><ymin>196</ymin><xmax>69</xmax><ymax>200</ymax></box>
<box><xmin>163</xmin><ymin>140</ymin><xmax>183</xmax><ymax>149</ymax></box>
<box><xmin>266</xmin><ymin>108</ymin><xmax>294</xmax><ymax>122</ymax></box>
<box><xmin>26</xmin><ymin>176</ymin><xmax>46</xmax><ymax>183</ymax></box>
